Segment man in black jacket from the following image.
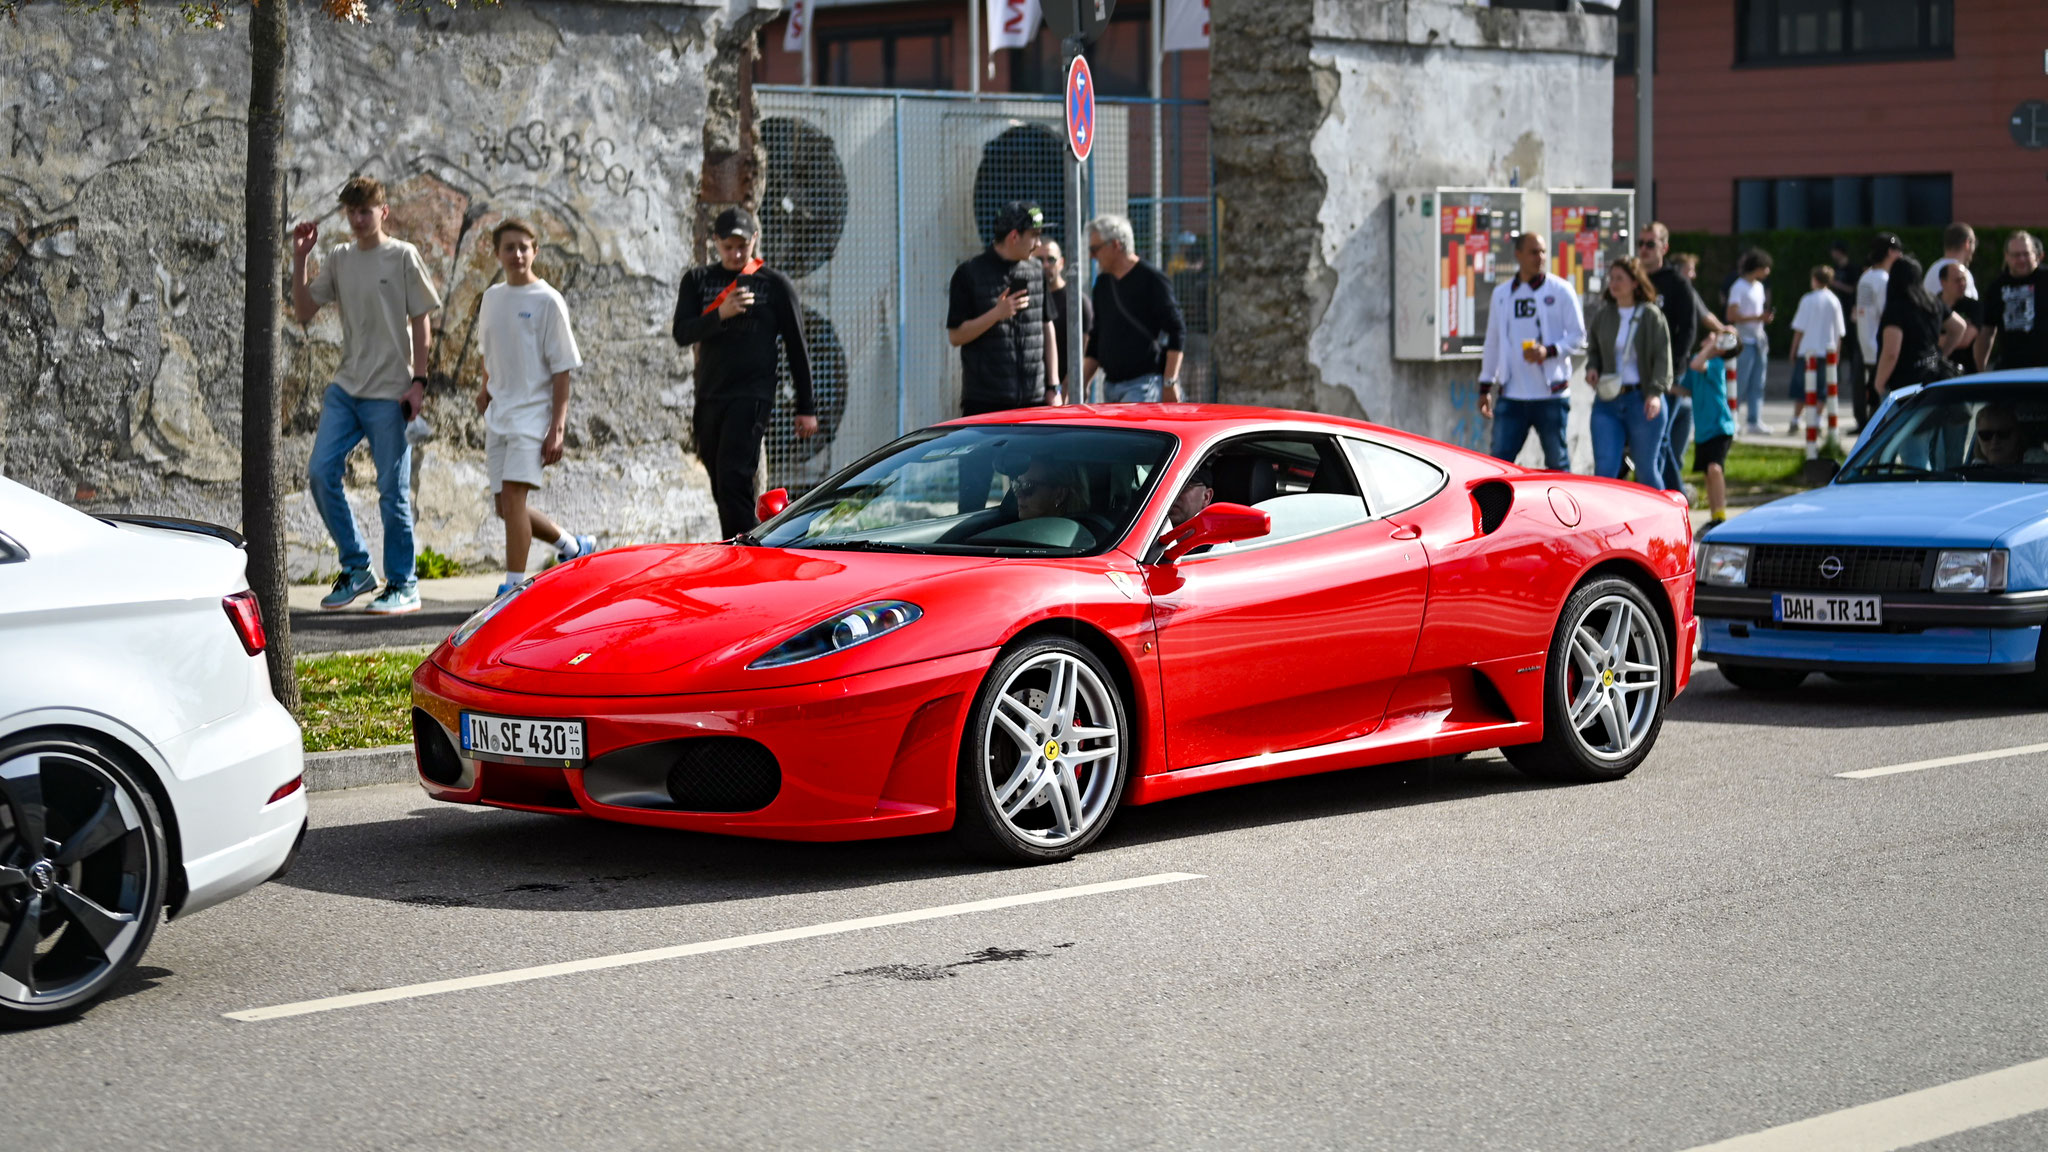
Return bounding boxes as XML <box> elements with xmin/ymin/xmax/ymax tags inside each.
<box><xmin>947</xmin><ymin>201</ymin><xmax>1058</xmax><ymax>416</ymax></box>
<box><xmin>673</xmin><ymin>207</ymin><xmax>816</xmax><ymax>539</ymax></box>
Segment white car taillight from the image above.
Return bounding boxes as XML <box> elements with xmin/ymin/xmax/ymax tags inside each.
<box><xmin>223</xmin><ymin>590</ymin><xmax>267</xmax><ymax>656</ymax></box>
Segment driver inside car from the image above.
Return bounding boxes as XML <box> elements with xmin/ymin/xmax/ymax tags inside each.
<box><xmin>1165</xmin><ymin>464</ymin><xmax>1215</xmax><ymax>527</ymax></box>
<box><xmin>1971</xmin><ymin>403</ymin><xmax>2047</xmax><ymax>466</ymax></box>
<box><xmin>1015</xmin><ymin>457</ymin><xmax>1089</xmax><ymax>520</ymax></box>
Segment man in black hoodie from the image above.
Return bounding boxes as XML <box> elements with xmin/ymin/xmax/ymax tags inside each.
<box><xmin>673</xmin><ymin>207</ymin><xmax>816</xmax><ymax>539</ymax></box>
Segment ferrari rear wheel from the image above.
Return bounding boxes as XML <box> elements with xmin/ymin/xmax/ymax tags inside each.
<box><xmin>1506</xmin><ymin>577</ymin><xmax>1670</xmax><ymax>783</ymax></box>
<box><xmin>0</xmin><ymin>734</ymin><xmax>167</xmax><ymax>1026</ymax></box>
<box><xmin>955</xmin><ymin>637</ymin><xmax>1128</xmax><ymax>863</ymax></box>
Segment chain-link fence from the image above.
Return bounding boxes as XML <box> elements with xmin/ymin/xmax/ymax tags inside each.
<box><xmin>756</xmin><ymin>86</ymin><xmax>1212</xmax><ymax>493</ymax></box>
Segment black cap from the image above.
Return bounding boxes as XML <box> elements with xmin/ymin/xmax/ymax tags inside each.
<box><xmin>993</xmin><ymin>201</ymin><xmax>1045</xmax><ymax>237</ymax></box>
<box><xmin>713</xmin><ymin>207</ymin><xmax>758</xmax><ymax>239</ymax></box>
<box><xmin>1871</xmin><ymin>231</ymin><xmax>1903</xmax><ymax>255</ymax></box>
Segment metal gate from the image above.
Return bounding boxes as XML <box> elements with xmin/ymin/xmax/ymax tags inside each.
<box><xmin>754</xmin><ymin>86</ymin><xmax>1213</xmax><ymax>492</ymax></box>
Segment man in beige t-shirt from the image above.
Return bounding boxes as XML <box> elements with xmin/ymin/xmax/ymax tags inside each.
<box><xmin>291</xmin><ymin>175</ymin><xmax>442</xmax><ymax>615</ymax></box>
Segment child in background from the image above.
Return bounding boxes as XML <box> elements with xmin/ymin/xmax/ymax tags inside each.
<box><xmin>1687</xmin><ymin>331</ymin><xmax>1738</xmax><ymax>524</ymax></box>
<box><xmin>475</xmin><ymin>218</ymin><xmax>595</xmax><ymax>597</ymax></box>
<box><xmin>1788</xmin><ymin>264</ymin><xmax>1847</xmax><ymax>433</ymax></box>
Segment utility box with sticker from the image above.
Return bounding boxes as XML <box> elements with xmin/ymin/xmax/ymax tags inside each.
<box><xmin>1545</xmin><ymin>189</ymin><xmax>1635</xmax><ymax>318</ymax></box>
<box><xmin>1394</xmin><ymin>187</ymin><xmax>1528</xmax><ymax>361</ymax></box>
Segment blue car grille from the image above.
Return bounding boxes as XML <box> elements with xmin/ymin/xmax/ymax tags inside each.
<box><xmin>1749</xmin><ymin>545</ymin><xmax>1929</xmax><ymax>592</ymax></box>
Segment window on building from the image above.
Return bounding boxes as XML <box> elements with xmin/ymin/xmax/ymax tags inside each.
<box><xmin>1012</xmin><ymin>10</ymin><xmax>1151</xmax><ymax>96</ymax></box>
<box><xmin>819</xmin><ymin>22</ymin><xmax>954</xmax><ymax>90</ymax></box>
<box><xmin>1737</xmin><ymin>0</ymin><xmax>1952</xmax><ymax>65</ymax></box>
<box><xmin>1733</xmin><ymin>174</ymin><xmax>1951</xmax><ymax>231</ymax></box>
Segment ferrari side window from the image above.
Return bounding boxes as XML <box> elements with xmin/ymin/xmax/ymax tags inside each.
<box><xmin>1198</xmin><ymin>435</ymin><xmax>1368</xmax><ymax>549</ymax></box>
<box><xmin>1344</xmin><ymin>439</ymin><xmax>1448</xmax><ymax>518</ymax></box>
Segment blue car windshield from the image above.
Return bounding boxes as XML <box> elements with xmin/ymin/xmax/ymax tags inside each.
<box><xmin>1839</xmin><ymin>384</ymin><xmax>2048</xmax><ymax>485</ymax></box>
<box><xmin>754</xmin><ymin>424</ymin><xmax>1178</xmax><ymax>556</ymax></box>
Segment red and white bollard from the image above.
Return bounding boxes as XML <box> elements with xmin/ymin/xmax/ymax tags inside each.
<box><xmin>1727</xmin><ymin>357</ymin><xmax>1739</xmax><ymax>426</ymax></box>
<box><xmin>1824</xmin><ymin>349</ymin><xmax>1841</xmax><ymax>451</ymax></box>
<box><xmin>1803</xmin><ymin>356</ymin><xmax>1821</xmax><ymax>461</ymax></box>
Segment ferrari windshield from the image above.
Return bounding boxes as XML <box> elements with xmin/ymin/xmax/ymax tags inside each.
<box><xmin>754</xmin><ymin>424</ymin><xmax>1178</xmax><ymax>556</ymax></box>
<box><xmin>1841</xmin><ymin>384</ymin><xmax>2048</xmax><ymax>485</ymax></box>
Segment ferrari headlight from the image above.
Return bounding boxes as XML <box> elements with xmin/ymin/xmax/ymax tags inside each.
<box><xmin>750</xmin><ymin>601</ymin><xmax>922</xmax><ymax>669</ymax></box>
<box><xmin>1933</xmin><ymin>549</ymin><xmax>2007</xmax><ymax>593</ymax></box>
<box><xmin>1699</xmin><ymin>543</ymin><xmax>1751</xmax><ymax>587</ymax></box>
<box><xmin>452</xmin><ymin>579</ymin><xmax>528</xmax><ymax>647</ymax></box>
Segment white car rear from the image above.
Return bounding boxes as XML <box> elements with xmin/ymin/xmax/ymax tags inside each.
<box><xmin>0</xmin><ymin>477</ymin><xmax>306</xmax><ymax>1022</ymax></box>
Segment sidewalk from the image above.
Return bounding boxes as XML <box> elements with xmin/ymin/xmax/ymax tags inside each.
<box><xmin>288</xmin><ymin>573</ymin><xmax>500</xmax><ymax>654</ymax></box>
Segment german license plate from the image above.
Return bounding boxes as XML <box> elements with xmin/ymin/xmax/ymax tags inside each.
<box><xmin>461</xmin><ymin>712</ymin><xmax>585</xmax><ymax>764</ymax></box>
<box><xmin>1774</xmin><ymin>593</ymin><xmax>1882</xmax><ymax>626</ymax></box>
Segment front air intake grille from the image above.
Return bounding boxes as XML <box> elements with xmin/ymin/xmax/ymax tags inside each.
<box><xmin>664</xmin><ymin>737</ymin><xmax>782</xmax><ymax>813</ymax></box>
<box><xmin>1749</xmin><ymin>545</ymin><xmax>1929</xmax><ymax>592</ymax></box>
<box><xmin>413</xmin><ymin>708</ymin><xmax>463</xmax><ymax>785</ymax></box>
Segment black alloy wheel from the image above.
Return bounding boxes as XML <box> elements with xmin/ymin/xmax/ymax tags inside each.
<box><xmin>0</xmin><ymin>734</ymin><xmax>167</xmax><ymax>1025</ymax></box>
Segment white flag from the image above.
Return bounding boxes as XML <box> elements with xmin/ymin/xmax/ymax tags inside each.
<box><xmin>987</xmin><ymin>0</ymin><xmax>1042</xmax><ymax>52</ymax></box>
<box><xmin>1162</xmin><ymin>0</ymin><xmax>1209</xmax><ymax>52</ymax></box>
<box><xmin>783</xmin><ymin>0</ymin><xmax>811</xmax><ymax>53</ymax></box>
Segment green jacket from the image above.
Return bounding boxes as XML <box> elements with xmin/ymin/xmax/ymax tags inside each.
<box><xmin>1586</xmin><ymin>300</ymin><xmax>1674</xmax><ymax>399</ymax></box>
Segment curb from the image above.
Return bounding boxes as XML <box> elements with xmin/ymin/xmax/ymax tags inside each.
<box><xmin>305</xmin><ymin>744</ymin><xmax>416</xmax><ymax>792</ymax></box>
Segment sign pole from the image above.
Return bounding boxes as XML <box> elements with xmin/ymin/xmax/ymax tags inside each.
<box><xmin>1065</xmin><ymin>37</ymin><xmax>1091</xmax><ymax>403</ymax></box>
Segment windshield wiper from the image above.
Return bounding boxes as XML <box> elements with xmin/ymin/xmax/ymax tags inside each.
<box><xmin>799</xmin><ymin>539</ymin><xmax>929</xmax><ymax>553</ymax></box>
<box><xmin>1843</xmin><ymin>461</ymin><xmax>1957</xmax><ymax>481</ymax></box>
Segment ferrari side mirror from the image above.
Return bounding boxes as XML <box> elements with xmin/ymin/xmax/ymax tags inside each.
<box><xmin>1159</xmin><ymin>502</ymin><xmax>1270</xmax><ymax>564</ymax></box>
<box><xmin>756</xmin><ymin>488</ymin><xmax>789</xmax><ymax>523</ymax></box>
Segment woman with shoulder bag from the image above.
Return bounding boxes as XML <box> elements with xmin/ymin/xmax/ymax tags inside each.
<box><xmin>1586</xmin><ymin>256</ymin><xmax>1676</xmax><ymax>489</ymax></box>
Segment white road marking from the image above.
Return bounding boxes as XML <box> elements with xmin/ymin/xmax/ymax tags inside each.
<box><xmin>226</xmin><ymin>871</ymin><xmax>1203</xmax><ymax>1023</ymax></box>
<box><xmin>1836</xmin><ymin>741</ymin><xmax>2048</xmax><ymax>779</ymax></box>
<box><xmin>1677</xmin><ymin>1053</ymin><xmax>2048</xmax><ymax>1151</ymax></box>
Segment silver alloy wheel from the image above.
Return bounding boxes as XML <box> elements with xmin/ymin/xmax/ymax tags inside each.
<box><xmin>980</xmin><ymin>651</ymin><xmax>1122</xmax><ymax>849</ymax></box>
<box><xmin>0</xmin><ymin>750</ymin><xmax>151</xmax><ymax>1009</ymax></box>
<box><xmin>1562</xmin><ymin>592</ymin><xmax>1664</xmax><ymax>761</ymax></box>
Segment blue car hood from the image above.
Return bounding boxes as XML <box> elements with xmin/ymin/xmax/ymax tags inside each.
<box><xmin>1715</xmin><ymin>483</ymin><xmax>2048</xmax><ymax>548</ymax></box>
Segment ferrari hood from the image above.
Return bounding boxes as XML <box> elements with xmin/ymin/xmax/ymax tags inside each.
<box><xmin>491</xmin><ymin>543</ymin><xmax>993</xmax><ymax>675</ymax></box>
<box><xmin>1712</xmin><ymin>483</ymin><xmax>2048</xmax><ymax>548</ymax></box>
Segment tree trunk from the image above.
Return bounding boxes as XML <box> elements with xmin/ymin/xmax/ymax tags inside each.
<box><xmin>242</xmin><ymin>0</ymin><xmax>299</xmax><ymax>712</ymax></box>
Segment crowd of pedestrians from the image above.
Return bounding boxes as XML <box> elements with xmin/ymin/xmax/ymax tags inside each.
<box><xmin>1474</xmin><ymin>217</ymin><xmax>2048</xmax><ymax>510</ymax></box>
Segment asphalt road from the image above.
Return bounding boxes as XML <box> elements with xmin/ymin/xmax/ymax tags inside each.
<box><xmin>7</xmin><ymin>665</ymin><xmax>2048</xmax><ymax>1151</ymax></box>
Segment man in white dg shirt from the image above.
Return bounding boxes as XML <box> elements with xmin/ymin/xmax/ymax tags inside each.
<box><xmin>474</xmin><ymin>218</ymin><xmax>594</xmax><ymax>598</ymax></box>
<box><xmin>1478</xmin><ymin>232</ymin><xmax>1586</xmax><ymax>470</ymax></box>
<box><xmin>1855</xmin><ymin>233</ymin><xmax>1901</xmax><ymax>427</ymax></box>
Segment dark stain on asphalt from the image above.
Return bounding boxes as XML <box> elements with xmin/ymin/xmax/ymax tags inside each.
<box><xmin>396</xmin><ymin>894</ymin><xmax>474</xmax><ymax>907</ymax></box>
<box><xmin>839</xmin><ymin>944</ymin><xmax>1073</xmax><ymax>983</ymax></box>
<box><xmin>503</xmin><ymin>882</ymin><xmax>572</xmax><ymax>893</ymax></box>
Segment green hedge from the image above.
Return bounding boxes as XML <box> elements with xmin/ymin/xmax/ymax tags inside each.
<box><xmin>1663</xmin><ymin>226</ymin><xmax>2046</xmax><ymax>352</ymax></box>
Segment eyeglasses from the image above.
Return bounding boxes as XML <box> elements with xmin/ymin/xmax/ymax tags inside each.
<box><xmin>1978</xmin><ymin>427</ymin><xmax>2018</xmax><ymax>442</ymax></box>
<box><xmin>1087</xmin><ymin>242</ymin><xmax>1106</xmax><ymax>255</ymax></box>
<box><xmin>1039</xmin><ymin>256</ymin><xmax>1058</xmax><ymax>264</ymax></box>
<box><xmin>1015</xmin><ymin>480</ymin><xmax>1057</xmax><ymax>498</ymax></box>
<box><xmin>1637</xmin><ymin>239</ymin><xmax>1659</xmax><ymax>249</ymax></box>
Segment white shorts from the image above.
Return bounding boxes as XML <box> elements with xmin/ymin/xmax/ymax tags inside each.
<box><xmin>485</xmin><ymin>430</ymin><xmax>546</xmax><ymax>493</ymax></box>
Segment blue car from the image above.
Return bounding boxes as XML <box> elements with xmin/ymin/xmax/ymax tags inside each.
<box><xmin>1696</xmin><ymin>369</ymin><xmax>2048</xmax><ymax>692</ymax></box>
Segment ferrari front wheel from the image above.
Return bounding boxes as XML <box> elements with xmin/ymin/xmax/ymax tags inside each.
<box><xmin>1506</xmin><ymin>577</ymin><xmax>1670</xmax><ymax>783</ymax></box>
<box><xmin>955</xmin><ymin>638</ymin><xmax>1128</xmax><ymax>863</ymax></box>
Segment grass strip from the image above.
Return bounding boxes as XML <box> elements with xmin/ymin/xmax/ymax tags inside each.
<box><xmin>295</xmin><ymin>648</ymin><xmax>431</xmax><ymax>753</ymax></box>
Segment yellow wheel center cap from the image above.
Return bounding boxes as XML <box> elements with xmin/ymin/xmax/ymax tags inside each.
<box><xmin>1601</xmin><ymin>669</ymin><xmax>1616</xmax><ymax>688</ymax></box>
<box><xmin>1045</xmin><ymin>740</ymin><xmax>1061</xmax><ymax>761</ymax></box>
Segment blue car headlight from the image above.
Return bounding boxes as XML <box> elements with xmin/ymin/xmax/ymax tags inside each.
<box><xmin>1699</xmin><ymin>543</ymin><xmax>1750</xmax><ymax>587</ymax></box>
<box><xmin>749</xmin><ymin>601</ymin><xmax>923</xmax><ymax>669</ymax></box>
<box><xmin>1933</xmin><ymin>549</ymin><xmax>2008</xmax><ymax>593</ymax></box>
<box><xmin>452</xmin><ymin>580</ymin><xmax>529</xmax><ymax>647</ymax></box>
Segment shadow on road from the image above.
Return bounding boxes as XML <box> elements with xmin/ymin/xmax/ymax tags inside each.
<box><xmin>1674</xmin><ymin>664</ymin><xmax>2044</xmax><ymax>729</ymax></box>
<box><xmin>276</xmin><ymin>756</ymin><xmax>1551</xmax><ymax>913</ymax></box>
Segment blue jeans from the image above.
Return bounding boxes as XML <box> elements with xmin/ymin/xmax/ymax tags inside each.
<box><xmin>1661</xmin><ymin>394</ymin><xmax>1694</xmax><ymax>490</ymax></box>
<box><xmin>1488</xmin><ymin>396</ymin><xmax>1570</xmax><ymax>470</ymax></box>
<box><xmin>1104</xmin><ymin>374</ymin><xmax>1164</xmax><ymax>403</ymax></box>
<box><xmin>1591</xmin><ymin>389</ymin><xmax>1673</xmax><ymax>490</ymax></box>
<box><xmin>1736</xmin><ymin>339</ymin><xmax>1767</xmax><ymax>427</ymax></box>
<box><xmin>308</xmin><ymin>383</ymin><xmax>415</xmax><ymax>588</ymax></box>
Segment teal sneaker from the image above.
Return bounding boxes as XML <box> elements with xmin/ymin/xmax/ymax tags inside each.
<box><xmin>364</xmin><ymin>583</ymin><xmax>420</xmax><ymax>615</ymax></box>
<box><xmin>493</xmin><ymin>578</ymin><xmax>523</xmax><ymax>598</ymax></box>
<box><xmin>546</xmin><ymin>534</ymin><xmax>598</xmax><ymax>568</ymax></box>
<box><xmin>320</xmin><ymin>568</ymin><xmax>379</xmax><ymax>610</ymax></box>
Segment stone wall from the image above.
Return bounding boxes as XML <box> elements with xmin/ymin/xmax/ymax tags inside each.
<box><xmin>1</xmin><ymin>0</ymin><xmax>772</xmax><ymax>579</ymax></box>
<box><xmin>1213</xmin><ymin>0</ymin><xmax>1615</xmax><ymax>462</ymax></box>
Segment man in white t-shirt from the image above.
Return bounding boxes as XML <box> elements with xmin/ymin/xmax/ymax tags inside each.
<box><xmin>1788</xmin><ymin>265</ymin><xmax>1847</xmax><ymax>432</ymax></box>
<box><xmin>474</xmin><ymin>219</ymin><xmax>593</xmax><ymax>597</ymax></box>
<box><xmin>1922</xmin><ymin>222</ymin><xmax>1978</xmax><ymax>303</ymax></box>
<box><xmin>292</xmin><ymin>175</ymin><xmax>443</xmax><ymax>615</ymax></box>
<box><xmin>1725</xmin><ymin>248</ymin><xmax>1774</xmax><ymax>436</ymax></box>
<box><xmin>1854</xmin><ymin>233</ymin><xmax>1901</xmax><ymax>428</ymax></box>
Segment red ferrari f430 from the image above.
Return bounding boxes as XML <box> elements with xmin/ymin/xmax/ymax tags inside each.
<box><xmin>412</xmin><ymin>406</ymin><xmax>1697</xmax><ymax>862</ymax></box>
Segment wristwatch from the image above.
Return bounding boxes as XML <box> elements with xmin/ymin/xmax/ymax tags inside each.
<box><xmin>410</xmin><ymin>375</ymin><xmax>429</xmax><ymax>387</ymax></box>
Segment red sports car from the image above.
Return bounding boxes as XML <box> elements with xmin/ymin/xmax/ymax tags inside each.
<box><xmin>412</xmin><ymin>406</ymin><xmax>1697</xmax><ymax>862</ymax></box>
